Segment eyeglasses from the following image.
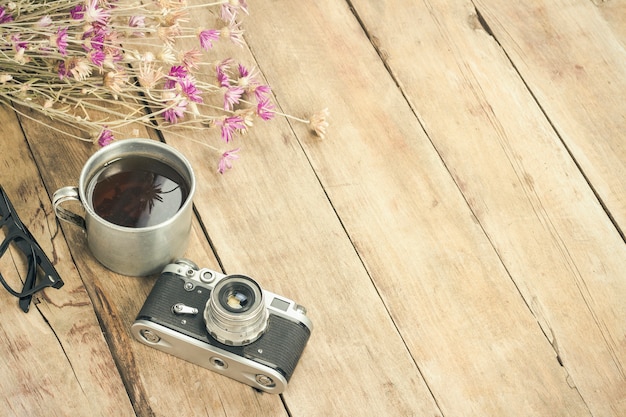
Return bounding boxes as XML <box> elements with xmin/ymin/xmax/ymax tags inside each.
<box><xmin>0</xmin><ymin>185</ymin><xmax>64</xmax><ymax>312</ymax></box>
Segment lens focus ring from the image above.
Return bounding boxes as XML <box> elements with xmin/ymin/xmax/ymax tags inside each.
<box><xmin>204</xmin><ymin>275</ymin><xmax>268</xmax><ymax>346</ymax></box>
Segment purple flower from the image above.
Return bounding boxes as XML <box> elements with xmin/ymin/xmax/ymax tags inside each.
<box><xmin>54</xmin><ymin>28</ymin><xmax>69</xmax><ymax>56</ymax></box>
<box><xmin>0</xmin><ymin>6</ymin><xmax>13</xmax><ymax>24</ymax></box>
<box><xmin>89</xmin><ymin>49</ymin><xmax>106</xmax><ymax>66</ymax></box>
<box><xmin>216</xmin><ymin>59</ymin><xmax>233</xmax><ymax>87</ymax></box>
<box><xmin>169</xmin><ymin>65</ymin><xmax>187</xmax><ymax>78</ymax></box>
<box><xmin>217</xmin><ymin>69</ymin><xmax>230</xmax><ymax>88</ymax></box>
<box><xmin>217</xmin><ymin>148</ymin><xmax>240</xmax><ymax>174</ymax></box>
<box><xmin>216</xmin><ymin>116</ymin><xmax>246</xmax><ymax>143</ymax></box>
<box><xmin>179</xmin><ymin>77</ymin><xmax>202</xmax><ymax>103</ymax></box>
<box><xmin>165</xmin><ymin>65</ymin><xmax>187</xmax><ymax>89</ymax></box>
<box><xmin>199</xmin><ymin>29</ymin><xmax>219</xmax><ymax>50</ymax></box>
<box><xmin>256</xmin><ymin>97</ymin><xmax>275</xmax><ymax>121</ymax></box>
<box><xmin>97</xmin><ymin>128</ymin><xmax>114</xmax><ymax>146</ymax></box>
<box><xmin>83</xmin><ymin>28</ymin><xmax>106</xmax><ymax>51</ymax></box>
<box><xmin>70</xmin><ymin>4</ymin><xmax>85</xmax><ymax>20</ymax></box>
<box><xmin>254</xmin><ymin>84</ymin><xmax>270</xmax><ymax>101</ymax></box>
<box><xmin>163</xmin><ymin>98</ymin><xmax>188</xmax><ymax>124</ymax></box>
<box><xmin>11</xmin><ymin>35</ymin><xmax>28</xmax><ymax>52</ymax></box>
<box><xmin>57</xmin><ymin>61</ymin><xmax>69</xmax><ymax>79</ymax></box>
<box><xmin>223</xmin><ymin>86</ymin><xmax>244</xmax><ymax>110</ymax></box>
<box><xmin>238</xmin><ymin>64</ymin><xmax>249</xmax><ymax>78</ymax></box>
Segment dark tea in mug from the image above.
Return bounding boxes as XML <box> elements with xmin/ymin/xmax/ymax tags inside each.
<box><xmin>88</xmin><ymin>156</ymin><xmax>189</xmax><ymax>228</ymax></box>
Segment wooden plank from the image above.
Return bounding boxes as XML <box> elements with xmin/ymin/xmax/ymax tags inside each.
<box><xmin>593</xmin><ymin>0</ymin><xmax>626</xmax><ymax>48</ymax></box>
<box><xmin>0</xmin><ymin>105</ymin><xmax>135</xmax><ymax>416</ymax></box>
<box><xmin>473</xmin><ymin>0</ymin><xmax>626</xmax><ymax>236</ymax></box>
<box><xmin>152</xmin><ymin>3</ymin><xmax>443</xmax><ymax>416</ymax></box>
<box><xmin>18</xmin><ymin>109</ymin><xmax>289</xmax><ymax>416</ymax></box>
<box><xmin>271</xmin><ymin>0</ymin><xmax>626</xmax><ymax>415</ymax></box>
<box><xmin>229</xmin><ymin>0</ymin><xmax>596</xmax><ymax>416</ymax></box>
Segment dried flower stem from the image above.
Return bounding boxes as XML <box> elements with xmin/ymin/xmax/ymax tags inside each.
<box><xmin>0</xmin><ymin>0</ymin><xmax>326</xmax><ymax>171</ymax></box>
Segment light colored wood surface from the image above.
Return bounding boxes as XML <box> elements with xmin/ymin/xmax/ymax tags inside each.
<box><xmin>1</xmin><ymin>0</ymin><xmax>624</xmax><ymax>416</ymax></box>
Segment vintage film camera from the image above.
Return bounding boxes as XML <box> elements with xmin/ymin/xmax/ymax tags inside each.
<box><xmin>131</xmin><ymin>259</ymin><xmax>313</xmax><ymax>394</ymax></box>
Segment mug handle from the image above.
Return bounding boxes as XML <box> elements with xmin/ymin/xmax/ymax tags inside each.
<box><xmin>53</xmin><ymin>186</ymin><xmax>86</xmax><ymax>230</ymax></box>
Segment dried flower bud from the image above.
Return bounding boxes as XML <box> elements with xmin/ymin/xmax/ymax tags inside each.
<box><xmin>309</xmin><ymin>108</ymin><xmax>329</xmax><ymax>139</ymax></box>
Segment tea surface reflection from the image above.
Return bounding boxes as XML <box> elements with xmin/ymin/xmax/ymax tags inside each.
<box><xmin>89</xmin><ymin>156</ymin><xmax>189</xmax><ymax>228</ymax></box>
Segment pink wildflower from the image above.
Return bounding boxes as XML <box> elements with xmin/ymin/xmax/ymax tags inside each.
<box><xmin>129</xmin><ymin>15</ymin><xmax>146</xmax><ymax>37</ymax></box>
<box><xmin>57</xmin><ymin>61</ymin><xmax>69</xmax><ymax>79</ymax></box>
<box><xmin>84</xmin><ymin>27</ymin><xmax>105</xmax><ymax>51</ymax></box>
<box><xmin>0</xmin><ymin>6</ymin><xmax>13</xmax><ymax>24</ymax></box>
<box><xmin>85</xmin><ymin>0</ymin><xmax>111</xmax><ymax>26</ymax></box>
<box><xmin>216</xmin><ymin>59</ymin><xmax>233</xmax><ymax>87</ymax></box>
<box><xmin>221</xmin><ymin>18</ymin><xmax>245</xmax><ymax>47</ymax></box>
<box><xmin>221</xmin><ymin>0</ymin><xmax>249</xmax><ymax>21</ymax></box>
<box><xmin>70</xmin><ymin>58</ymin><xmax>92</xmax><ymax>80</ymax></box>
<box><xmin>217</xmin><ymin>68</ymin><xmax>230</xmax><ymax>88</ymax></box>
<box><xmin>256</xmin><ymin>97</ymin><xmax>275</xmax><ymax>121</ymax></box>
<box><xmin>179</xmin><ymin>77</ymin><xmax>202</xmax><ymax>103</ymax></box>
<box><xmin>163</xmin><ymin>98</ymin><xmax>188</xmax><ymax>124</ymax></box>
<box><xmin>254</xmin><ymin>84</ymin><xmax>271</xmax><ymax>101</ymax></box>
<box><xmin>217</xmin><ymin>58</ymin><xmax>233</xmax><ymax>72</ymax></box>
<box><xmin>88</xmin><ymin>49</ymin><xmax>106</xmax><ymax>66</ymax></box>
<box><xmin>199</xmin><ymin>29</ymin><xmax>219</xmax><ymax>50</ymax></box>
<box><xmin>238</xmin><ymin>64</ymin><xmax>249</xmax><ymax>78</ymax></box>
<box><xmin>70</xmin><ymin>4</ymin><xmax>85</xmax><ymax>20</ymax></box>
<box><xmin>165</xmin><ymin>65</ymin><xmax>187</xmax><ymax>88</ymax></box>
<box><xmin>53</xmin><ymin>27</ymin><xmax>69</xmax><ymax>56</ymax></box>
<box><xmin>217</xmin><ymin>147</ymin><xmax>240</xmax><ymax>174</ymax></box>
<box><xmin>37</xmin><ymin>16</ymin><xmax>53</xmax><ymax>27</ymax></box>
<box><xmin>237</xmin><ymin>64</ymin><xmax>259</xmax><ymax>90</ymax></box>
<box><xmin>97</xmin><ymin>128</ymin><xmax>114</xmax><ymax>146</ymax></box>
<box><xmin>11</xmin><ymin>35</ymin><xmax>27</xmax><ymax>52</ymax></box>
<box><xmin>180</xmin><ymin>49</ymin><xmax>202</xmax><ymax>71</ymax></box>
<box><xmin>215</xmin><ymin>116</ymin><xmax>246</xmax><ymax>142</ymax></box>
<box><xmin>223</xmin><ymin>86</ymin><xmax>244</xmax><ymax>110</ymax></box>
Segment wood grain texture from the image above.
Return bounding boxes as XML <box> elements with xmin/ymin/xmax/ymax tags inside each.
<box><xmin>0</xmin><ymin>105</ymin><xmax>135</xmax><ymax>416</ymax></box>
<box><xmin>326</xmin><ymin>0</ymin><xmax>626</xmax><ymax>414</ymax></box>
<box><xmin>18</xmin><ymin>109</ymin><xmax>289</xmax><ymax>416</ymax></box>
<box><xmin>1</xmin><ymin>0</ymin><xmax>624</xmax><ymax>416</ymax></box>
<box><xmin>473</xmin><ymin>0</ymin><xmax>626</xmax><ymax>236</ymax></box>
<box><xmin>155</xmin><ymin>4</ymin><xmax>443</xmax><ymax>416</ymax></box>
<box><xmin>242</xmin><ymin>1</ymin><xmax>588</xmax><ymax>416</ymax></box>
<box><xmin>594</xmin><ymin>0</ymin><xmax>626</xmax><ymax>48</ymax></box>
<box><xmin>242</xmin><ymin>0</ymin><xmax>625</xmax><ymax>415</ymax></box>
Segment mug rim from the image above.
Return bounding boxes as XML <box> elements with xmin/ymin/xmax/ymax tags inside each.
<box><xmin>78</xmin><ymin>138</ymin><xmax>196</xmax><ymax>232</ymax></box>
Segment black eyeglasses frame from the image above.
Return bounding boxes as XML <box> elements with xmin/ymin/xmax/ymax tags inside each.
<box><xmin>0</xmin><ymin>186</ymin><xmax>64</xmax><ymax>312</ymax></box>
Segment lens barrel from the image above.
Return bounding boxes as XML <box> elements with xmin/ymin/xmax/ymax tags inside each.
<box><xmin>204</xmin><ymin>275</ymin><xmax>268</xmax><ymax>346</ymax></box>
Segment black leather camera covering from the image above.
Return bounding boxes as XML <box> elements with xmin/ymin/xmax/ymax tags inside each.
<box><xmin>136</xmin><ymin>272</ymin><xmax>311</xmax><ymax>380</ymax></box>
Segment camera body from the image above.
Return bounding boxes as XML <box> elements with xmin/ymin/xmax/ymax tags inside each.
<box><xmin>131</xmin><ymin>259</ymin><xmax>312</xmax><ymax>394</ymax></box>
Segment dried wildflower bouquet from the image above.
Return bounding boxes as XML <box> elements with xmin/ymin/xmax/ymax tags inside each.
<box><xmin>0</xmin><ymin>0</ymin><xmax>327</xmax><ymax>172</ymax></box>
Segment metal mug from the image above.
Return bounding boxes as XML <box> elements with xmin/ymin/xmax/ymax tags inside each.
<box><xmin>52</xmin><ymin>139</ymin><xmax>196</xmax><ymax>276</ymax></box>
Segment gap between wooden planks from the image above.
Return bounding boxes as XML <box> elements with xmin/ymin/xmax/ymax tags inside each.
<box><xmin>473</xmin><ymin>0</ymin><xmax>626</xmax><ymax>237</ymax></box>
<box><xmin>244</xmin><ymin>0</ymin><xmax>626</xmax><ymax>415</ymax></box>
<box><xmin>17</xmin><ymin>109</ymin><xmax>290</xmax><ymax>416</ymax></box>
<box><xmin>0</xmin><ymin>105</ymin><xmax>135</xmax><ymax>416</ymax></box>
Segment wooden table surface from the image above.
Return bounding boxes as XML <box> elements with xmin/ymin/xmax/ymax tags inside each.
<box><xmin>1</xmin><ymin>0</ymin><xmax>625</xmax><ymax>416</ymax></box>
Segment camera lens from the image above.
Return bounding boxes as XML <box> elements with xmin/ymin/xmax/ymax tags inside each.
<box><xmin>204</xmin><ymin>275</ymin><xmax>268</xmax><ymax>346</ymax></box>
<box><xmin>220</xmin><ymin>283</ymin><xmax>253</xmax><ymax>312</ymax></box>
